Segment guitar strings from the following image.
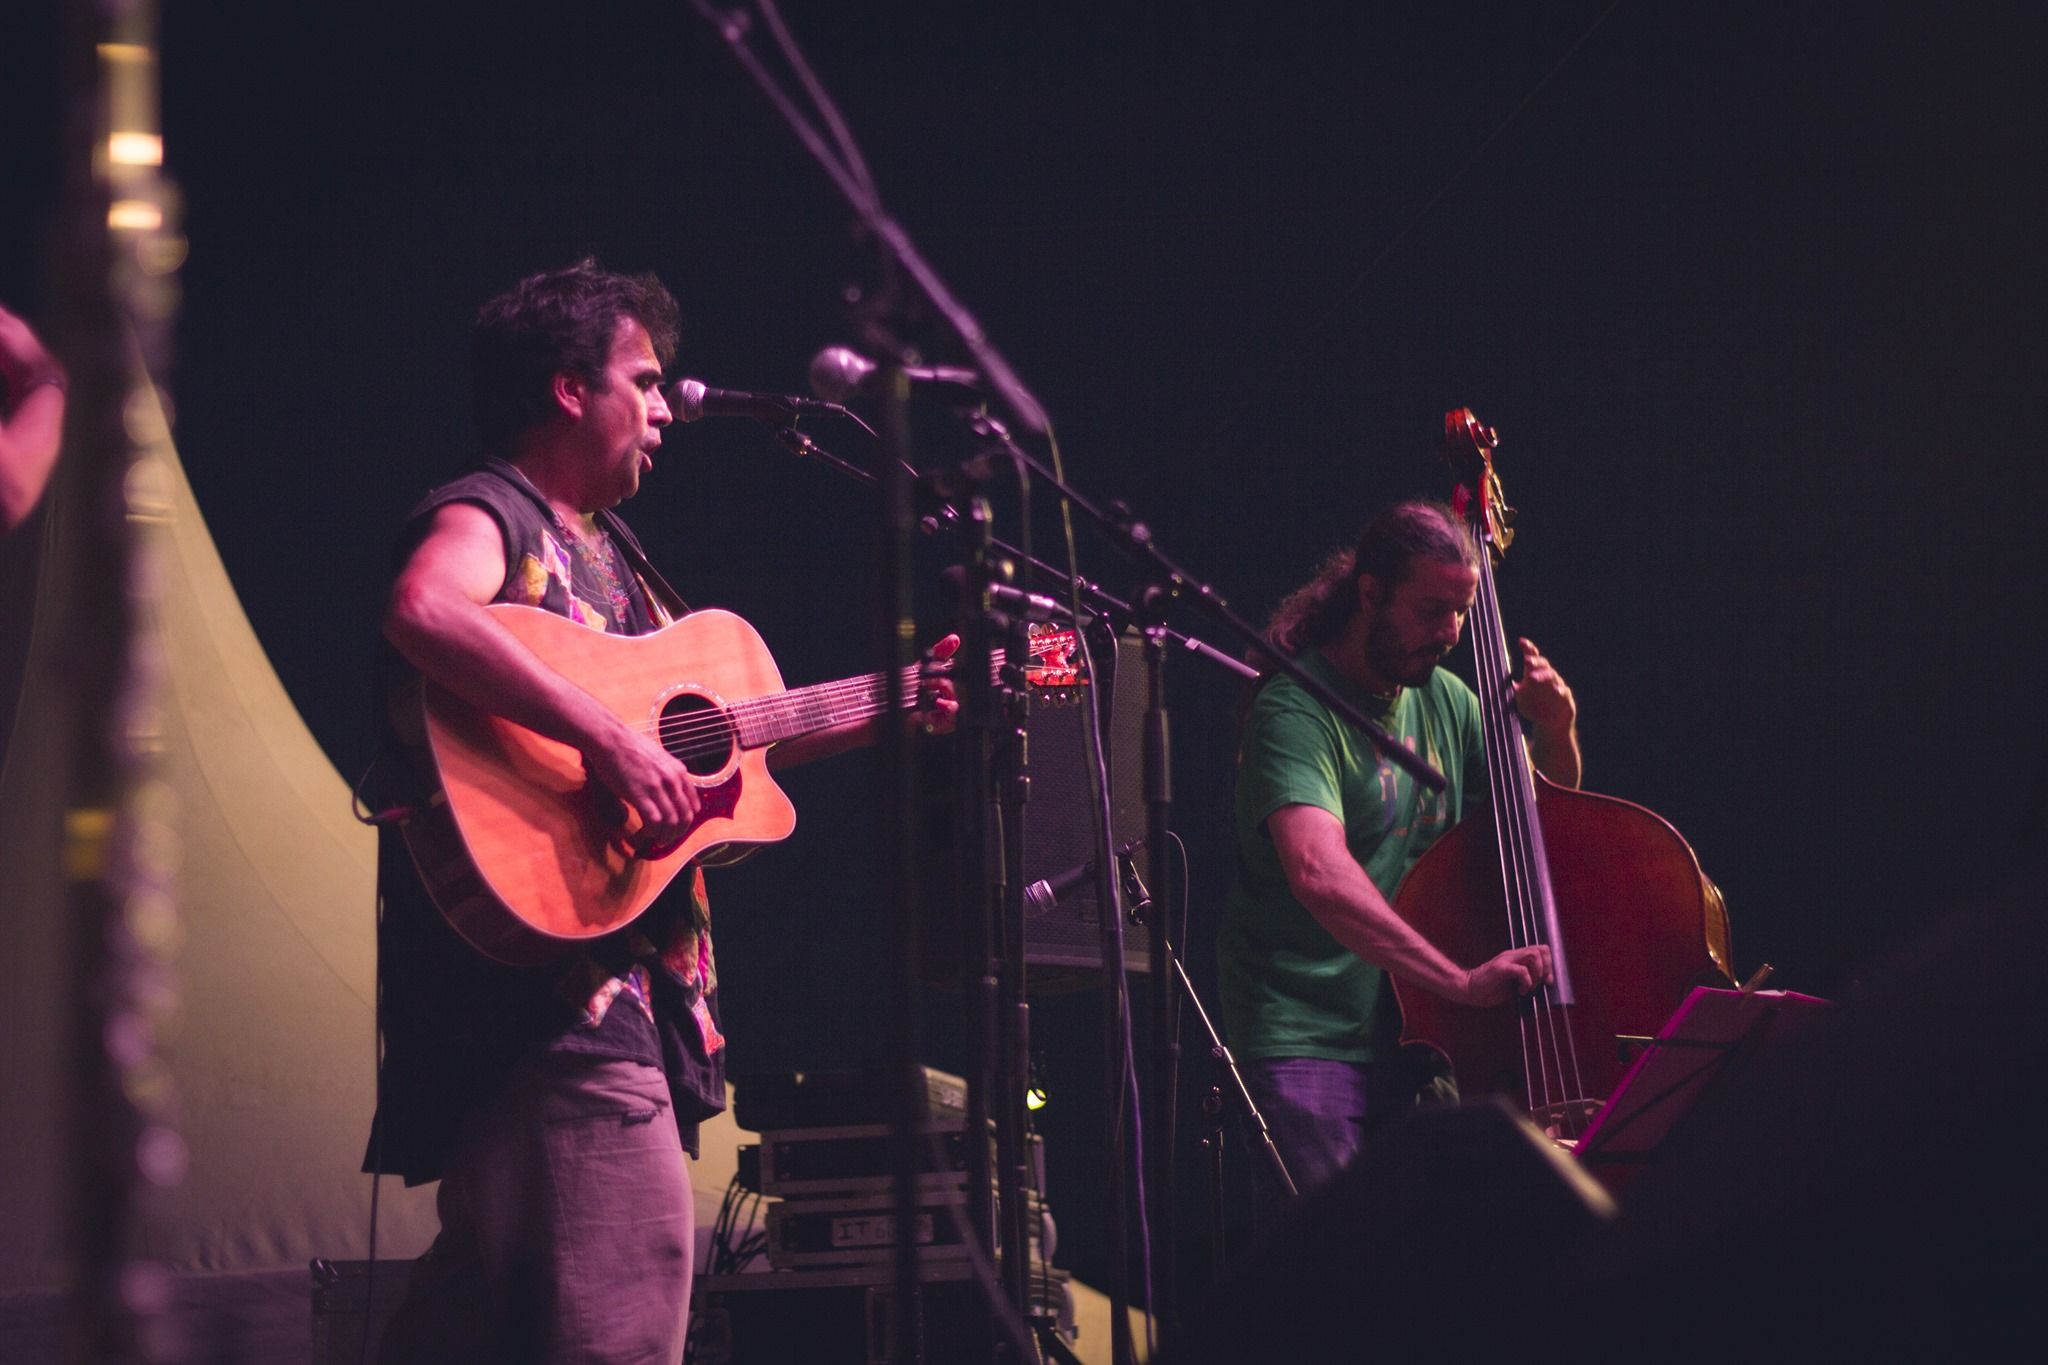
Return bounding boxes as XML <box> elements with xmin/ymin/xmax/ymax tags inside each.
<box><xmin>623</xmin><ymin>639</ymin><xmax>1061</xmax><ymax>754</ymax></box>
<box><xmin>635</xmin><ymin>670</ymin><xmax>910</xmax><ymax>750</ymax></box>
<box><xmin>631</xmin><ymin>669</ymin><xmax>934</xmax><ymax>756</ymax></box>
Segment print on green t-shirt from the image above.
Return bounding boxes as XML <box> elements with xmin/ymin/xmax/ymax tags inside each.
<box><xmin>1216</xmin><ymin>650</ymin><xmax>1489</xmax><ymax>1063</ymax></box>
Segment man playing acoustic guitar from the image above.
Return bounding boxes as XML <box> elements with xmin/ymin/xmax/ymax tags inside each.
<box><xmin>365</xmin><ymin>261</ymin><xmax>953</xmax><ymax>1363</ymax></box>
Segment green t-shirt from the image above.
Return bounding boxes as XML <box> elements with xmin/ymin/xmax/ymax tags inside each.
<box><xmin>1217</xmin><ymin>649</ymin><xmax>1489</xmax><ymax>1063</ymax></box>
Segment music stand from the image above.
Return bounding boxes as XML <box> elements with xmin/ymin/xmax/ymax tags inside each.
<box><xmin>1574</xmin><ymin>986</ymin><xmax>1832</xmax><ymax>1190</ymax></box>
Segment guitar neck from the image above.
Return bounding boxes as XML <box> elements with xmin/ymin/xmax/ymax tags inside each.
<box><xmin>729</xmin><ymin>634</ymin><xmax>1057</xmax><ymax>751</ymax></box>
<box><xmin>729</xmin><ymin>667</ymin><xmax>916</xmax><ymax>749</ymax></box>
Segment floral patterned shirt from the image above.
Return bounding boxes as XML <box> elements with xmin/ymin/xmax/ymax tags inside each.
<box><xmin>366</xmin><ymin>461</ymin><xmax>725</xmax><ymax>1184</ymax></box>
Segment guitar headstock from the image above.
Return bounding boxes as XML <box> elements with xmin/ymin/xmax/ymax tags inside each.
<box><xmin>1024</xmin><ymin>624</ymin><xmax>1084</xmax><ymax>692</ymax></box>
<box><xmin>1443</xmin><ymin>407</ymin><xmax>1515</xmax><ymax>561</ymax></box>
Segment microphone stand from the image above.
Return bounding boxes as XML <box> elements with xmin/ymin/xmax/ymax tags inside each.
<box><xmin>944</xmin><ymin>472</ymin><xmax>1044</xmax><ymax>1356</ymax></box>
<box><xmin>693</xmin><ymin>7</ymin><xmax>1421</xmax><ymax>1357</ymax></box>
<box><xmin>1128</xmin><ymin>584</ymin><xmax>1181</xmax><ymax>1336</ymax></box>
<box><xmin>776</xmin><ymin>415</ymin><xmax>1037</xmax><ymax>1315</ymax></box>
<box><xmin>1120</xmin><ymin>861</ymin><xmax>1298</xmax><ymax>1241</ymax></box>
<box><xmin>918</xmin><ymin>413</ymin><xmax>1157</xmax><ymax>1349</ymax></box>
<box><xmin>767</xmin><ymin>424</ymin><xmax>1079</xmax><ymax>1363</ymax></box>
<box><xmin>920</xmin><ymin>505</ymin><xmax>1257</xmax><ymax>685</ymax></box>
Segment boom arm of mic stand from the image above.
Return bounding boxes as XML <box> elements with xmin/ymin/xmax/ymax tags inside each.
<box><xmin>1126</xmin><ymin>871</ymin><xmax>1297</xmax><ymax>1199</ymax></box>
<box><xmin>772</xmin><ymin>426</ymin><xmax>883</xmax><ymax>487</ymax></box>
<box><xmin>923</xmin><ymin>506</ymin><xmax>1259</xmax><ymax>683</ymax></box>
<box><xmin>972</xmin><ymin>447</ymin><xmax>1448</xmax><ymax>792</ymax></box>
<box><xmin>1172</xmin><ymin>953</ymin><xmax>1299</xmax><ymax>1201</ymax></box>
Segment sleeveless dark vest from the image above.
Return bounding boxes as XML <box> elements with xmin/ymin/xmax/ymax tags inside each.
<box><xmin>364</xmin><ymin>462</ymin><xmax>723</xmax><ymax>1185</ymax></box>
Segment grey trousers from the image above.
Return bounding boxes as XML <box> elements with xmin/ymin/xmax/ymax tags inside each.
<box><xmin>377</xmin><ymin>1054</ymin><xmax>695</xmax><ymax>1365</ymax></box>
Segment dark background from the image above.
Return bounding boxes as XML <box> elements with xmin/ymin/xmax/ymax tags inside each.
<box><xmin>7</xmin><ymin>0</ymin><xmax>2044</xmax><ymax>1301</ymax></box>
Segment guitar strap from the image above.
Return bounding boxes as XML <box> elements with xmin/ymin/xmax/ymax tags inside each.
<box><xmin>597</xmin><ymin>508</ymin><xmax>692</xmax><ymax>624</ymax></box>
<box><xmin>479</xmin><ymin>459</ymin><xmax>692</xmax><ymax>623</ymax></box>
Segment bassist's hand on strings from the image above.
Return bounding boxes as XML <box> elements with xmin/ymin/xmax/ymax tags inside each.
<box><xmin>1457</xmin><ymin>943</ymin><xmax>1555</xmax><ymax>1007</ymax></box>
<box><xmin>1511</xmin><ymin>637</ymin><xmax>1574</xmax><ymax>730</ymax></box>
<box><xmin>1511</xmin><ymin>637</ymin><xmax>1582</xmax><ymax>788</ymax></box>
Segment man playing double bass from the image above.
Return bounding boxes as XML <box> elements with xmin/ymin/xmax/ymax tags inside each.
<box><xmin>1217</xmin><ymin>500</ymin><xmax>1581</xmax><ymax>1203</ymax></box>
<box><xmin>364</xmin><ymin>260</ymin><xmax>952</xmax><ymax>1362</ymax></box>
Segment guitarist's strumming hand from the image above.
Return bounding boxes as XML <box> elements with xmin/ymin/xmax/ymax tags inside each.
<box><xmin>584</xmin><ymin>720</ymin><xmax>701</xmax><ymax>860</ymax></box>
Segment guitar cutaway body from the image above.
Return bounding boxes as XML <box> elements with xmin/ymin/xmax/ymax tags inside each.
<box><xmin>408</xmin><ymin>606</ymin><xmax>797</xmax><ymax>964</ymax></box>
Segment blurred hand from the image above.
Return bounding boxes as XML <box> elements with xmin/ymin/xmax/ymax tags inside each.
<box><xmin>914</xmin><ymin>633</ymin><xmax>961</xmax><ymax>735</ymax></box>
<box><xmin>1511</xmin><ymin>637</ymin><xmax>1575</xmax><ymax>732</ymax></box>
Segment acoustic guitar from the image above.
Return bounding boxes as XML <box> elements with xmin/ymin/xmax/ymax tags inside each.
<box><xmin>401</xmin><ymin>605</ymin><xmax>1072</xmax><ymax>964</ymax></box>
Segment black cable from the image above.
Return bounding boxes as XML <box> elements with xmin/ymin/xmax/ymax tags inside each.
<box><xmin>1340</xmin><ymin>0</ymin><xmax>1630</xmax><ymax>298</ymax></box>
<box><xmin>755</xmin><ymin>0</ymin><xmax>879</xmax><ymax>204</ymax></box>
<box><xmin>684</xmin><ymin>0</ymin><xmax>878</xmax><ymax>217</ymax></box>
<box><xmin>1073</xmin><ymin>626</ymin><xmax>1153</xmax><ymax>1361</ymax></box>
<box><xmin>356</xmin><ymin>888</ymin><xmax>391</xmax><ymax>1365</ymax></box>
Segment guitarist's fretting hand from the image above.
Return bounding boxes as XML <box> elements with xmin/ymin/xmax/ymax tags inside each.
<box><xmin>915</xmin><ymin>633</ymin><xmax>961</xmax><ymax>735</ymax></box>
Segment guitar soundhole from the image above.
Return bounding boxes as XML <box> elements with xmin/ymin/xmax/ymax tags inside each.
<box><xmin>658</xmin><ymin>693</ymin><xmax>735</xmax><ymax>776</ymax></box>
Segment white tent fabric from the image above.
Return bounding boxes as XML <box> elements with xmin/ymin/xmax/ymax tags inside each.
<box><xmin>0</xmin><ymin>400</ymin><xmax>441</xmax><ymax>1333</ymax></box>
<box><xmin>0</xmin><ymin>411</ymin><xmax>1137</xmax><ymax>1360</ymax></box>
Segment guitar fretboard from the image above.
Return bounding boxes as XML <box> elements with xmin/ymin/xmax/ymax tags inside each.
<box><xmin>724</xmin><ymin>633</ymin><xmax>1065</xmax><ymax>751</ymax></box>
<box><xmin>729</xmin><ymin>668</ymin><xmax>910</xmax><ymax>749</ymax></box>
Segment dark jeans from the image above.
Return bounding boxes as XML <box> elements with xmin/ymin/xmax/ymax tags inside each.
<box><xmin>1240</xmin><ymin>1056</ymin><xmax>1403</xmax><ymax>1213</ymax></box>
<box><xmin>376</xmin><ymin>1055</ymin><xmax>694</xmax><ymax>1365</ymax></box>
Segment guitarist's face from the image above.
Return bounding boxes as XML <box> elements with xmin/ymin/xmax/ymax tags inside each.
<box><xmin>578</xmin><ymin>319</ymin><xmax>673</xmax><ymax>509</ymax></box>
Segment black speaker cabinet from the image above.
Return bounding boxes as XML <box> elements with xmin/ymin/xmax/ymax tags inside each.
<box><xmin>920</xmin><ymin>625</ymin><xmax>1151</xmax><ymax>986</ymax></box>
<box><xmin>1019</xmin><ymin>626</ymin><xmax>1151</xmax><ymax>978</ymax></box>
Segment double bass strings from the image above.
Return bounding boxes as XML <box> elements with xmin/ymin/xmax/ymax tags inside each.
<box><xmin>1471</xmin><ymin>548</ymin><xmax>1553</xmax><ymax>1119</ymax></box>
<box><xmin>1470</xmin><ymin>536</ymin><xmax>1590</xmax><ymax>1136</ymax></box>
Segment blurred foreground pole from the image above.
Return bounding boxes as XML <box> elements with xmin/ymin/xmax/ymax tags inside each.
<box><xmin>52</xmin><ymin>0</ymin><xmax>188</xmax><ymax>1360</ymax></box>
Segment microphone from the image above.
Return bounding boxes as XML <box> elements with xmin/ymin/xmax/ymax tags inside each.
<box><xmin>1022</xmin><ymin>839</ymin><xmax>1146</xmax><ymax>919</ymax></box>
<box><xmin>1118</xmin><ymin>852</ymin><xmax>1155</xmax><ymax>926</ymax></box>
<box><xmin>937</xmin><ymin>565</ymin><xmax>1070</xmax><ymax>624</ymax></box>
<box><xmin>667</xmin><ymin>378</ymin><xmax>840</xmax><ymax>424</ymax></box>
<box><xmin>808</xmin><ymin>346</ymin><xmax>985</xmax><ymax>404</ymax></box>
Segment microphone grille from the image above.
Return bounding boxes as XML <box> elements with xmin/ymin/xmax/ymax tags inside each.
<box><xmin>808</xmin><ymin>347</ymin><xmax>872</xmax><ymax>402</ymax></box>
<box><xmin>669</xmin><ymin>378</ymin><xmax>709</xmax><ymax>423</ymax></box>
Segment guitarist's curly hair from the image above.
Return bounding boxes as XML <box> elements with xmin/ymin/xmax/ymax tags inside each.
<box><xmin>471</xmin><ymin>259</ymin><xmax>682</xmax><ymax>451</ymax></box>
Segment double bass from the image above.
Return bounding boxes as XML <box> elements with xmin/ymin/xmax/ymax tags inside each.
<box><xmin>1392</xmin><ymin>409</ymin><xmax>1735</xmax><ymax>1138</ymax></box>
